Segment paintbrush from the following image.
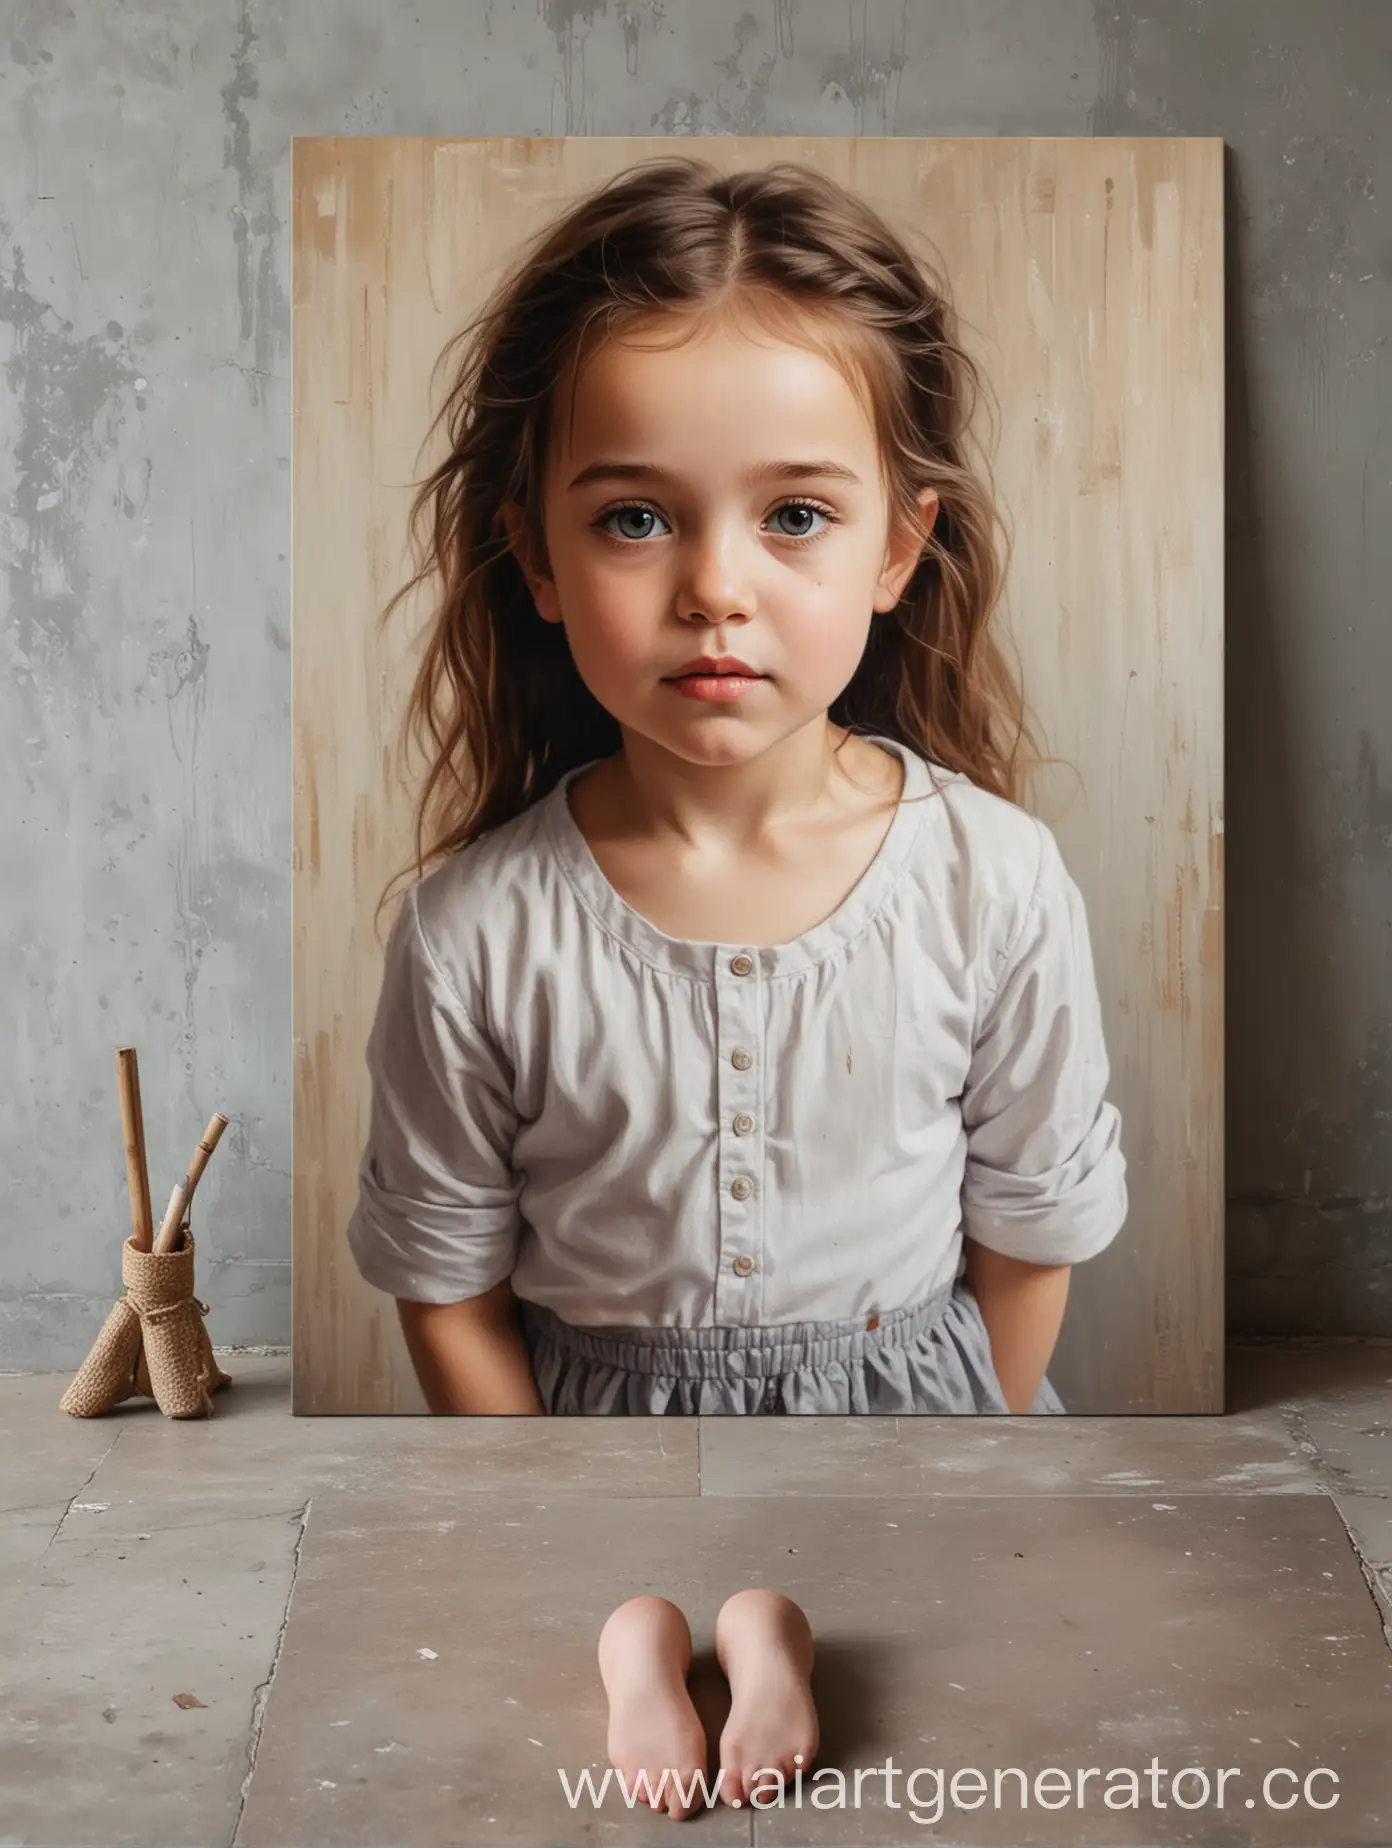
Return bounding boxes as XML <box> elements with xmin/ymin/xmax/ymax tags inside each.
<box><xmin>153</xmin><ymin>1113</ymin><xmax>230</xmax><ymax>1254</ymax></box>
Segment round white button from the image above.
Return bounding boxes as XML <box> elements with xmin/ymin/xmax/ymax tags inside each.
<box><xmin>731</xmin><ymin>1047</ymin><xmax>753</xmax><ymax>1070</ymax></box>
<box><xmin>730</xmin><ymin>953</ymin><xmax>754</xmax><ymax>976</ymax></box>
<box><xmin>733</xmin><ymin>1112</ymin><xmax>754</xmax><ymax>1135</ymax></box>
<box><xmin>732</xmin><ymin>1254</ymin><xmax>756</xmax><ymax>1276</ymax></box>
<box><xmin>731</xmin><ymin>1176</ymin><xmax>753</xmax><ymax>1201</ymax></box>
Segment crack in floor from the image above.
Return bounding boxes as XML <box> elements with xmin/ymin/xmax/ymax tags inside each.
<box><xmin>1326</xmin><ymin>1491</ymin><xmax>1392</xmax><ymax>1653</ymax></box>
<box><xmin>44</xmin><ymin>1428</ymin><xmax>124</xmax><ymax>1553</ymax></box>
<box><xmin>229</xmin><ymin>1497</ymin><xmax>312</xmax><ymax>1848</ymax></box>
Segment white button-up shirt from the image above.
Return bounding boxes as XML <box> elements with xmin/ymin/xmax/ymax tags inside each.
<box><xmin>347</xmin><ymin>734</ymin><xmax>1128</xmax><ymax>1326</ymax></box>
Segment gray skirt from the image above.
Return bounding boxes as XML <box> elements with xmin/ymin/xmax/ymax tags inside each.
<box><xmin>517</xmin><ymin>1278</ymin><xmax>1066</xmax><ymax>1416</ymax></box>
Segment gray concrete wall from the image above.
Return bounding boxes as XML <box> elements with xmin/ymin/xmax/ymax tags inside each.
<box><xmin>2</xmin><ymin>0</ymin><xmax>1387</xmax><ymax>1368</ymax></box>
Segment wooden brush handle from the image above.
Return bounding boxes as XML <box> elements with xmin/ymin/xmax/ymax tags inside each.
<box><xmin>154</xmin><ymin>1182</ymin><xmax>187</xmax><ymax>1255</ymax></box>
<box><xmin>116</xmin><ymin>1048</ymin><xmax>155</xmax><ymax>1253</ymax></box>
<box><xmin>153</xmin><ymin>1113</ymin><xmax>230</xmax><ymax>1253</ymax></box>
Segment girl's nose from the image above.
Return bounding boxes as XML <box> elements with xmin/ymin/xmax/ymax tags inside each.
<box><xmin>675</xmin><ymin>529</ymin><xmax>758</xmax><ymax>625</ymax></box>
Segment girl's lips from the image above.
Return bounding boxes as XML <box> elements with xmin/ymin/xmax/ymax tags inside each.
<box><xmin>665</xmin><ymin>672</ymin><xmax>766</xmax><ymax>702</ymax></box>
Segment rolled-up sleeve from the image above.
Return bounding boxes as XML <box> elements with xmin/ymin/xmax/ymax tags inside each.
<box><xmin>960</xmin><ymin>818</ymin><xmax>1128</xmax><ymax>1266</ymax></box>
<box><xmin>346</xmin><ymin>881</ymin><xmax>523</xmax><ymax>1304</ymax></box>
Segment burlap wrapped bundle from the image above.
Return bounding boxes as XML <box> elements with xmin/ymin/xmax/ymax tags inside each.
<box><xmin>59</xmin><ymin>1228</ymin><xmax>231</xmax><ymax>1420</ymax></box>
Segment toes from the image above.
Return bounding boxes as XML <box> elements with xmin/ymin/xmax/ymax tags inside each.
<box><xmin>663</xmin><ymin>1771</ymin><xmax>701</xmax><ymax>1820</ymax></box>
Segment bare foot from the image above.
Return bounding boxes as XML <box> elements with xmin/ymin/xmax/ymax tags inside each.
<box><xmin>714</xmin><ymin>1588</ymin><xmax>819</xmax><ymax>1809</ymax></box>
<box><xmin>597</xmin><ymin>1596</ymin><xmax>710</xmax><ymax>1820</ymax></box>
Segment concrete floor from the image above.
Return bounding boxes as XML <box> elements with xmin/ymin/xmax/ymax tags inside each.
<box><xmin>2</xmin><ymin>1349</ymin><xmax>1391</xmax><ymax>1848</ymax></box>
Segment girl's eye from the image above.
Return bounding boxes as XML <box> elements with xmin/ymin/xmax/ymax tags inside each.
<box><xmin>601</xmin><ymin>504</ymin><xmax>671</xmax><ymax>543</ymax></box>
<box><xmin>594</xmin><ymin>499</ymin><xmax>838</xmax><ymax>547</ymax></box>
<box><xmin>767</xmin><ymin>501</ymin><xmax>834</xmax><ymax>541</ymax></box>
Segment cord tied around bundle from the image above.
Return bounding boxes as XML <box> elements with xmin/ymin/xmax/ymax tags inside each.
<box><xmin>59</xmin><ymin>1223</ymin><xmax>232</xmax><ymax>1421</ymax></box>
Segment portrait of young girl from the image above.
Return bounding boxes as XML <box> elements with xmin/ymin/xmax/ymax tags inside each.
<box><xmin>343</xmin><ymin>153</ymin><xmax>1129</xmax><ymax>1418</ymax></box>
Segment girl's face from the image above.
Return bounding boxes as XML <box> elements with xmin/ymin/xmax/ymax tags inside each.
<box><xmin>504</xmin><ymin>313</ymin><xmax>936</xmax><ymax>771</ymax></box>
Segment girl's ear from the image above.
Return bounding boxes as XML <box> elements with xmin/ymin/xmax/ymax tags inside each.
<box><xmin>874</xmin><ymin>488</ymin><xmax>940</xmax><ymax>612</ymax></box>
<box><xmin>498</xmin><ymin>501</ymin><xmax>563</xmax><ymax>624</ymax></box>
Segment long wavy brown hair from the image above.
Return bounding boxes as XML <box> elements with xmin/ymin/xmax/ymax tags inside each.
<box><xmin>373</xmin><ymin>155</ymin><xmax>1051</xmax><ymax>935</ymax></box>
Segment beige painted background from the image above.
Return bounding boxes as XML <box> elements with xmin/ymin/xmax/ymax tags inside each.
<box><xmin>291</xmin><ymin>136</ymin><xmax>1223</xmax><ymax>1416</ymax></box>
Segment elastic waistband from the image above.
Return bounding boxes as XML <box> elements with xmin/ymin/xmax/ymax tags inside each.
<box><xmin>516</xmin><ymin>1278</ymin><xmax>958</xmax><ymax>1380</ymax></box>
